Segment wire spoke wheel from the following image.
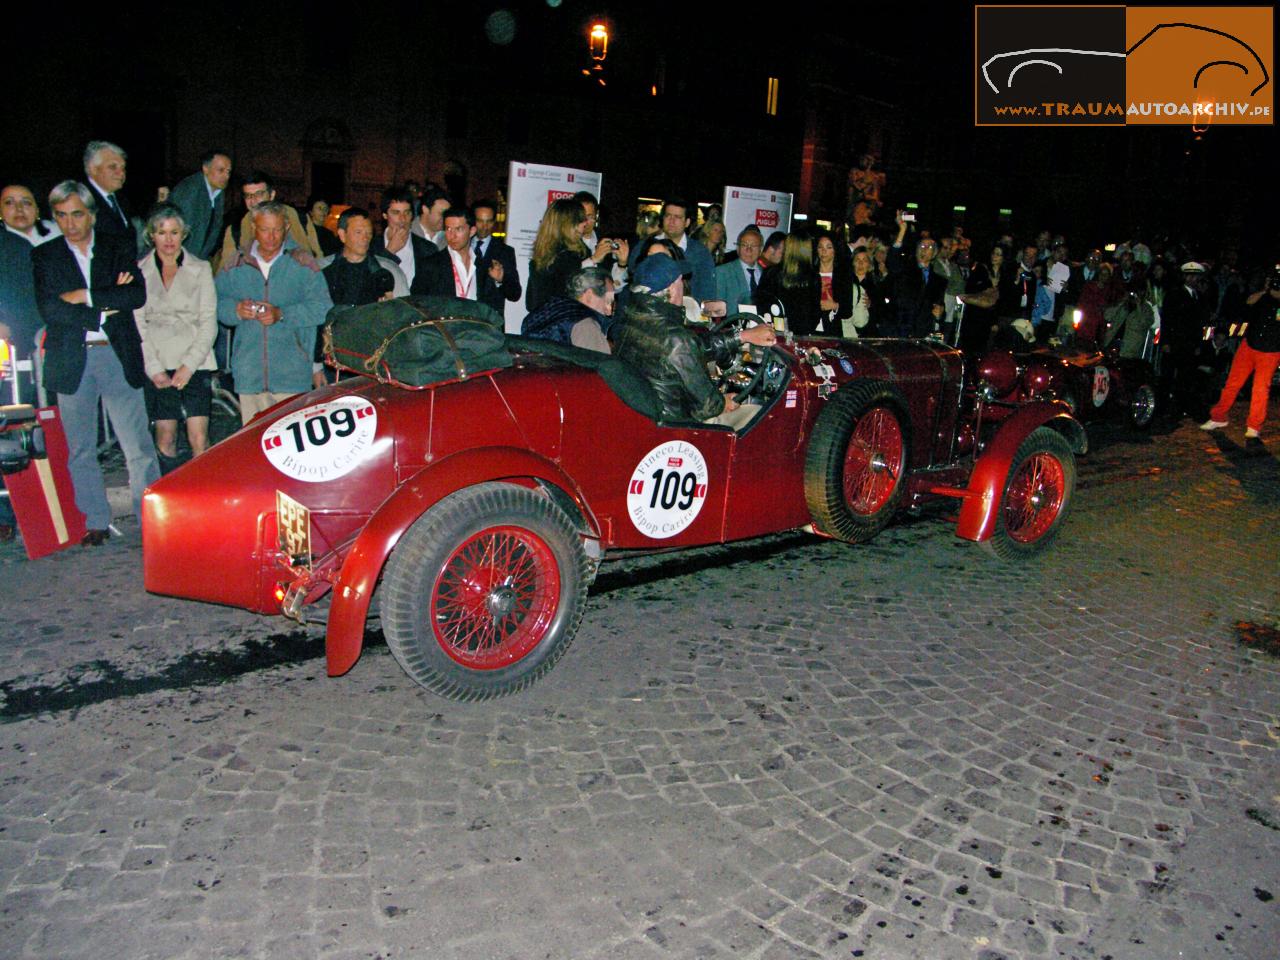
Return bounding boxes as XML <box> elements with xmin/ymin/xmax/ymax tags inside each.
<box><xmin>431</xmin><ymin>526</ymin><xmax>560</xmax><ymax>669</ymax></box>
<box><xmin>982</xmin><ymin>427</ymin><xmax>1076</xmax><ymax>560</ymax></box>
<box><xmin>1003</xmin><ymin>451</ymin><xmax>1065</xmax><ymax>543</ymax></box>
<box><xmin>1128</xmin><ymin>383</ymin><xmax>1157</xmax><ymax>429</ymax></box>
<box><xmin>805</xmin><ymin>380</ymin><xmax>910</xmax><ymax>543</ymax></box>
<box><xmin>381</xmin><ymin>484</ymin><xmax>589</xmax><ymax>700</ymax></box>
<box><xmin>843</xmin><ymin>407</ymin><xmax>905</xmax><ymax>515</ymax></box>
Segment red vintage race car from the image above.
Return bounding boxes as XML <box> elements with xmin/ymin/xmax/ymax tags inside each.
<box><xmin>975</xmin><ymin>346</ymin><xmax>1159</xmax><ymax>431</ymax></box>
<box><xmin>143</xmin><ymin>304</ymin><xmax>1084</xmax><ymax>700</ymax></box>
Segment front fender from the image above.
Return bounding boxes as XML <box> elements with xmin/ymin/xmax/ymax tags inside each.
<box><xmin>955</xmin><ymin>403</ymin><xmax>1084</xmax><ymax>543</ymax></box>
<box><xmin>324</xmin><ymin>448</ymin><xmax>595</xmax><ymax>677</ymax></box>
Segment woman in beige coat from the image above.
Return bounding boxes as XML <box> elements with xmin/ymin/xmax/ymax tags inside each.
<box><xmin>136</xmin><ymin>205</ymin><xmax>217</xmax><ymax>465</ymax></box>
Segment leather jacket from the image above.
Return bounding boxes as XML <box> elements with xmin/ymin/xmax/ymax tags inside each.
<box><xmin>612</xmin><ymin>293</ymin><xmax>739</xmax><ymax>421</ymax></box>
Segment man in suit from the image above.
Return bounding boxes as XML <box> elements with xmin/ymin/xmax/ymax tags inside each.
<box><xmin>33</xmin><ymin>181</ymin><xmax>159</xmax><ymax>544</ymax></box>
<box><xmin>715</xmin><ymin>226</ymin><xmax>764</xmax><ymax>310</ymax></box>
<box><xmin>83</xmin><ymin>140</ymin><xmax>136</xmax><ymax>253</ymax></box>
<box><xmin>411</xmin><ymin>186</ymin><xmax>450</xmax><ymax>249</ymax></box>
<box><xmin>370</xmin><ymin>188</ymin><xmax>436</xmax><ymax>295</ymax></box>
<box><xmin>168</xmin><ymin>149</ymin><xmax>232</xmax><ymax>262</ymax></box>
<box><xmin>416</xmin><ymin>207</ymin><xmax>505</xmax><ymax>304</ymax></box>
<box><xmin>1159</xmin><ymin>261</ymin><xmax>1212</xmax><ymax>421</ymax></box>
<box><xmin>655</xmin><ymin>198</ymin><xmax>716</xmax><ymax>301</ymax></box>
<box><xmin>471</xmin><ymin>200</ymin><xmax>521</xmax><ymax>313</ymax></box>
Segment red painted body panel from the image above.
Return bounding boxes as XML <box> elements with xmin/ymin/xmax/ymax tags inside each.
<box><xmin>143</xmin><ymin>380</ymin><xmax>399</xmax><ymax>611</ymax></box>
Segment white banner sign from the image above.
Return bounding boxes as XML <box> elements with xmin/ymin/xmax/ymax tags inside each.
<box><xmin>722</xmin><ymin>186</ymin><xmax>793</xmax><ymax>246</ymax></box>
<box><xmin>503</xmin><ymin>161</ymin><xmax>603</xmax><ymax>332</ymax></box>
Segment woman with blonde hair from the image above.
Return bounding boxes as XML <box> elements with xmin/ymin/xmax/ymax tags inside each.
<box><xmin>136</xmin><ymin>204</ymin><xmax>218</xmax><ymax>469</ymax></box>
<box><xmin>526</xmin><ymin>197</ymin><xmax>589</xmax><ymax>312</ymax></box>
<box><xmin>694</xmin><ymin>221</ymin><xmax>727</xmax><ymax>266</ymax></box>
<box><xmin>758</xmin><ymin>232</ymin><xmax>822</xmax><ymax>335</ymax></box>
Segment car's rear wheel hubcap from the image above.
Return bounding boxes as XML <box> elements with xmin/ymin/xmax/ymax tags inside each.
<box><xmin>431</xmin><ymin>527</ymin><xmax>560</xmax><ymax>669</ymax></box>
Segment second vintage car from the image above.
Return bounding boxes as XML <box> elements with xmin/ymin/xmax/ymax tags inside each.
<box><xmin>143</xmin><ymin>298</ymin><xmax>1084</xmax><ymax>700</ymax></box>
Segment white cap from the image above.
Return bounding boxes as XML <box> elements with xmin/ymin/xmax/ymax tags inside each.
<box><xmin>1180</xmin><ymin>261</ymin><xmax>1206</xmax><ymax>273</ymax></box>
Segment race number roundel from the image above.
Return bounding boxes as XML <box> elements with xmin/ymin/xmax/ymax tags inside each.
<box><xmin>627</xmin><ymin>441</ymin><xmax>709</xmax><ymax>539</ymax></box>
<box><xmin>260</xmin><ymin>397</ymin><xmax>378</xmax><ymax>483</ymax></box>
<box><xmin>1091</xmin><ymin>366</ymin><xmax>1111</xmax><ymax>408</ymax></box>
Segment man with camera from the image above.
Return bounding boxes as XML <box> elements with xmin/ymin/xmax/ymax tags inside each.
<box><xmin>1201</xmin><ymin>267</ymin><xmax>1280</xmax><ymax>442</ymax></box>
<box><xmin>882</xmin><ymin>211</ymin><xmax>948</xmax><ymax>339</ymax></box>
<box><xmin>215</xmin><ymin>202</ymin><xmax>332</xmax><ymax>423</ymax></box>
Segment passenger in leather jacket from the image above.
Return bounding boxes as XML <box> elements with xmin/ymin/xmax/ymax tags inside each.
<box><xmin>613</xmin><ymin>255</ymin><xmax>775</xmax><ymax>428</ymax></box>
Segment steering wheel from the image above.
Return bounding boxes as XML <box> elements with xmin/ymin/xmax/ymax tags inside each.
<box><xmin>719</xmin><ymin>346</ymin><xmax>785</xmax><ymax>404</ymax></box>
<box><xmin>710</xmin><ymin>311</ymin><xmax>760</xmax><ymax>335</ymax></box>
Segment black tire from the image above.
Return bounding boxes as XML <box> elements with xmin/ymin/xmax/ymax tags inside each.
<box><xmin>380</xmin><ymin>483</ymin><xmax>590</xmax><ymax>701</ymax></box>
<box><xmin>804</xmin><ymin>380</ymin><xmax>910</xmax><ymax>543</ymax></box>
<box><xmin>980</xmin><ymin>427</ymin><xmax>1075</xmax><ymax>561</ymax></box>
<box><xmin>1127</xmin><ymin>382</ymin><xmax>1157</xmax><ymax>430</ymax></box>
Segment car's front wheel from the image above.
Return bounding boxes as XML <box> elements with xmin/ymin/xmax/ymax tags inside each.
<box><xmin>981</xmin><ymin>427</ymin><xmax>1075</xmax><ymax>561</ymax></box>
<box><xmin>380</xmin><ymin>483</ymin><xmax>589</xmax><ymax>700</ymax></box>
<box><xmin>804</xmin><ymin>380</ymin><xmax>910</xmax><ymax>543</ymax></box>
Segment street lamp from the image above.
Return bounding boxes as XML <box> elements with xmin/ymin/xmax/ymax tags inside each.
<box><xmin>589</xmin><ymin>23</ymin><xmax>608</xmax><ymax>61</ymax></box>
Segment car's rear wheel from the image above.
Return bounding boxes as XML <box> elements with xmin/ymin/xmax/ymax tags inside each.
<box><xmin>1128</xmin><ymin>382</ymin><xmax>1157</xmax><ymax>429</ymax></box>
<box><xmin>804</xmin><ymin>380</ymin><xmax>909</xmax><ymax>542</ymax></box>
<box><xmin>380</xmin><ymin>483</ymin><xmax>589</xmax><ymax>700</ymax></box>
<box><xmin>981</xmin><ymin>427</ymin><xmax>1075</xmax><ymax>561</ymax></box>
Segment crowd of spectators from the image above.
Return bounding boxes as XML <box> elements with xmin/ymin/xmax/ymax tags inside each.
<box><xmin>1</xmin><ymin>139</ymin><xmax>1277</xmax><ymax>547</ymax></box>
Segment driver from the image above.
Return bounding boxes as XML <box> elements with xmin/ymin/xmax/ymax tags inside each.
<box><xmin>613</xmin><ymin>256</ymin><xmax>776</xmax><ymax>430</ymax></box>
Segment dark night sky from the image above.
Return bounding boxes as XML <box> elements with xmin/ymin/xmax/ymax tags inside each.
<box><xmin>7</xmin><ymin>2</ymin><xmax>1275</xmax><ymax>258</ymax></box>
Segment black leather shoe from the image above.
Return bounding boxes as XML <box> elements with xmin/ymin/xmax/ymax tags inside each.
<box><xmin>81</xmin><ymin>529</ymin><xmax>110</xmax><ymax>546</ymax></box>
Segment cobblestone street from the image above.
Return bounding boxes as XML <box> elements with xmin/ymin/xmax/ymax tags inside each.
<box><xmin>2</xmin><ymin>416</ymin><xmax>1278</xmax><ymax>959</ymax></box>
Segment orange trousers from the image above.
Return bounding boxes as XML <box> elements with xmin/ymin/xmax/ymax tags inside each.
<box><xmin>1209</xmin><ymin>341</ymin><xmax>1280</xmax><ymax>431</ymax></box>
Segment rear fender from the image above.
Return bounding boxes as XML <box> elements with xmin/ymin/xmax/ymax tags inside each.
<box><xmin>955</xmin><ymin>403</ymin><xmax>1084</xmax><ymax>542</ymax></box>
<box><xmin>325</xmin><ymin>448</ymin><xmax>596</xmax><ymax>676</ymax></box>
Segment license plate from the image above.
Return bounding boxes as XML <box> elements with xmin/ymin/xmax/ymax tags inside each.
<box><xmin>276</xmin><ymin>491</ymin><xmax>312</xmax><ymax>568</ymax></box>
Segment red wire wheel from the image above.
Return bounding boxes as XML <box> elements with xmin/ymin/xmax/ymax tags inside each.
<box><xmin>804</xmin><ymin>380</ymin><xmax>910</xmax><ymax>543</ymax></box>
<box><xmin>430</xmin><ymin>526</ymin><xmax>560</xmax><ymax>670</ymax></box>
<box><xmin>842</xmin><ymin>407</ymin><xmax>905</xmax><ymax>516</ymax></box>
<box><xmin>1002</xmin><ymin>451</ymin><xmax>1066</xmax><ymax>543</ymax></box>
<box><xmin>381</xmin><ymin>484</ymin><xmax>590</xmax><ymax>700</ymax></box>
<box><xmin>982</xmin><ymin>426</ymin><xmax>1076</xmax><ymax>560</ymax></box>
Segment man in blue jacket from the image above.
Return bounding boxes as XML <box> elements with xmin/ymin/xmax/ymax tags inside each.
<box><xmin>215</xmin><ymin>202</ymin><xmax>332</xmax><ymax>423</ymax></box>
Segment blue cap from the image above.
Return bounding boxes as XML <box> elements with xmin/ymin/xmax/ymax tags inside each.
<box><xmin>632</xmin><ymin>255</ymin><xmax>693</xmax><ymax>293</ymax></box>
